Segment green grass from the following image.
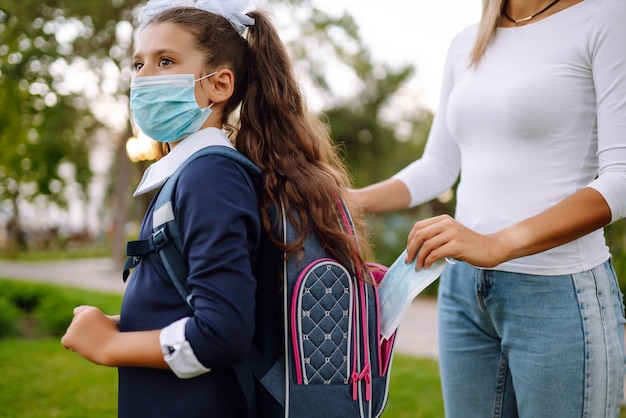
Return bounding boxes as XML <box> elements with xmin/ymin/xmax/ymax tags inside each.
<box><xmin>0</xmin><ymin>245</ymin><xmax>110</xmax><ymax>261</ymax></box>
<box><xmin>0</xmin><ymin>340</ymin><xmax>442</xmax><ymax>417</ymax></box>
<box><xmin>385</xmin><ymin>355</ymin><xmax>444</xmax><ymax>417</ymax></box>
<box><xmin>0</xmin><ymin>338</ymin><xmax>118</xmax><ymax>418</ymax></box>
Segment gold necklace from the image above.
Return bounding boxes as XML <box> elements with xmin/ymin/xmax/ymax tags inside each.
<box><xmin>503</xmin><ymin>0</ymin><xmax>561</xmax><ymax>24</ymax></box>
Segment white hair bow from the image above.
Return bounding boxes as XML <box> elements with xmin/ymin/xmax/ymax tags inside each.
<box><xmin>196</xmin><ymin>0</ymin><xmax>255</xmax><ymax>35</ymax></box>
<box><xmin>137</xmin><ymin>0</ymin><xmax>195</xmax><ymax>27</ymax></box>
<box><xmin>138</xmin><ymin>0</ymin><xmax>255</xmax><ymax>35</ymax></box>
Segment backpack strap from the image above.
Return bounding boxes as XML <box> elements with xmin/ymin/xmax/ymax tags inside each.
<box><xmin>123</xmin><ymin>145</ymin><xmax>262</xmax><ymax>309</ymax></box>
<box><xmin>123</xmin><ymin>146</ymin><xmax>261</xmax><ymax>418</ymax></box>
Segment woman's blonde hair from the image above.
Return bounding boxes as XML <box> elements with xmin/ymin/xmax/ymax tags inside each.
<box><xmin>470</xmin><ymin>0</ymin><xmax>504</xmax><ymax>65</ymax></box>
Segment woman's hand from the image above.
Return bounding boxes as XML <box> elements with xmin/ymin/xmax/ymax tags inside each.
<box><xmin>406</xmin><ymin>214</ymin><xmax>510</xmax><ymax>269</ymax></box>
<box><xmin>61</xmin><ymin>306</ymin><xmax>119</xmax><ymax>366</ymax></box>
<box><xmin>406</xmin><ymin>188</ymin><xmax>613</xmax><ymax>270</ymax></box>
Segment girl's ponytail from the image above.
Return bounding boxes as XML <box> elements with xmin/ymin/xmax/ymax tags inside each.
<box><xmin>237</xmin><ymin>11</ymin><xmax>372</xmax><ymax>269</ymax></box>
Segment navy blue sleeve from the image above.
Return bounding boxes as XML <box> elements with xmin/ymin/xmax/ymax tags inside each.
<box><xmin>175</xmin><ymin>154</ymin><xmax>260</xmax><ymax>368</ymax></box>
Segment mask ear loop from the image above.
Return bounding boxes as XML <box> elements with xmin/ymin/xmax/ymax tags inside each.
<box><xmin>197</xmin><ymin>101</ymin><xmax>215</xmax><ymax>113</ymax></box>
<box><xmin>196</xmin><ymin>72</ymin><xmax>218</xmax><ymax>111</ymax></box>
<box><xmin>194</xmin><ymin>71</ymin><xmax>217</xmax><ymax>83</ymax></box>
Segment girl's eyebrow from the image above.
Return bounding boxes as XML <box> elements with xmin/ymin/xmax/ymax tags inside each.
<box><xmin>133</xmin><ymin>48</ymin><xmax>182</xmax><ymax>61</ymax></box>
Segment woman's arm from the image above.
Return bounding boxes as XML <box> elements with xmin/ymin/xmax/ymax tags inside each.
<box><xmin>352</xmin><ymin>179</ymin><xmax>412</xmax><ymax>214</ymax></box>
<box><xmin>407</xmin><ymin>187</ymin><xmax>612</xmax><ymax>269</ymax></box>
<box><xmin>407</xmin><ymin>5</ymin><xmax>626</xmax><ymax>269</ymax></box>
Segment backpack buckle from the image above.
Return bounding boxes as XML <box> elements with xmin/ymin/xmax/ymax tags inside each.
<box><xmin>152</xmin><ymin>227</ymin><xmax>169</xmax><ymax>250</ymax></box>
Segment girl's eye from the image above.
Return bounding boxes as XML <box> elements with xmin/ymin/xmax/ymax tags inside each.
<box><xmin>133</xmin><ymin>62</ymin><xmax>143</xmax><ymax>72</ymax></box>
<box><xmin>158</xmin><ymin>58</ymin><xmax>173</xmax><ymax>67</ymax></box>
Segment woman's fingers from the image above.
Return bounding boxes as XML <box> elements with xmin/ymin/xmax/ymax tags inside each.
<box><xmin>406</xmin><ymin>215</ymin><xmax>455</xmax><ymax>268</ymax></box>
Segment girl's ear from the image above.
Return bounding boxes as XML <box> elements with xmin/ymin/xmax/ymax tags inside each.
<box><xmin>207</xmin><ymin>69</ymin><xmax>234</xmax><ymax>104</ymax></box>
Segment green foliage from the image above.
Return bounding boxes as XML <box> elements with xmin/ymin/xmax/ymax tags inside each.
<box><xmin>34</xmin><ymin>291</ymin><xmax>85</xmax><ymax>336</ymax></box>
<box><xmin>0</xmin><ymin>0</ymin><xmax>143</xmax><ymax>253</ymax></box>
<box><xmin>605</xmin><ymin>221</ymin><xmax>626</xmax><ymax>296</ymax></box>
<box><xmin>1</xmin><ymin>281</ymin><xmax>64</xmax><ymax>341</ymax></box>
<box><xmin>267</xmin><ymin>1</ymin><xmax>434</xmax><ymax>187</ymax></box>
<box><xmin>0</xmin><ymin>279</ymin><xmax>123</xmax><ymax>338</ymax></box>
<box><xmin>0</xmin><ymin>5</ymin><xmax>95</xmax><ymax>195</ymax></box>
<box><xmin>0</xmin><ymin>296</ymin><xmax>20</xmax><ymax>338</ymax></box>
<box><xmin>2</xmin><ymin>280</ymin><xmax>49</xmax><ymax>313</ymax></box>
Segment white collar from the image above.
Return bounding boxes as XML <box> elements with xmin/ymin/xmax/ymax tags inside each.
<box><xmin>133</xmin><ymin>127</ymin><xmax>234</xmax><ymax>197</ymax></box>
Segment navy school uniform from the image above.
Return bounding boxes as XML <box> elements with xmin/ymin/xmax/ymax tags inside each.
<box><xmin>119</xmin><ymin>136</ymin><xmax>261</xmax><ymax>418</ymax></box>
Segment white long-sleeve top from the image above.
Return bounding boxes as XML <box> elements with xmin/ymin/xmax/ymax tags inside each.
<box><xmin>394</xmin><ymin>0</ymin><xmax>626</xmax><ymax>275</ymax></box>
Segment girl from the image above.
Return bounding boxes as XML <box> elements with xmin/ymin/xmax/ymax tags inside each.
<box><xmin>62</xmin><ymin>0</ymin><xmax>371</xmax><ymax>417</ymax></box>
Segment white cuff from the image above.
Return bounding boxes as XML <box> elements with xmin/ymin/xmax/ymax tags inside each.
<box><xmin>160</xmin><ymin>317</ymin><xmax>211</xmax><ymax>379</ymax></box>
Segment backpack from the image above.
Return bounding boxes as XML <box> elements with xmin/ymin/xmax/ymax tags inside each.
<box><xmin>123</xmin><ymin>145</ymin><xmax>397</xmax><ymax>418</ymax></box>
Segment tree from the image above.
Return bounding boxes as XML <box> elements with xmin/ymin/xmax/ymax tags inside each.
<box><xmin>0</xmin><ymin>0</ymin><xmax>140</xmax><ymax>260</ymax></box>
<box><xmin>0</xmin><ymin>0</ymin><xmax>439</xmax><ymax>269</ymax></box>
<box><xmin>0</xmin><ymin>5</ymin><xmax>91</xmax><ymax>252</ymax></box>
<box><xmin>265</xmin><ymin>2</ymin><xmax>432</xmax><ymax>182</ymax></box>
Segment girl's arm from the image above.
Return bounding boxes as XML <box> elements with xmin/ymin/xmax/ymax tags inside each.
<box><xmin>61</xmin><ymin>305</ymin><xmax>168</xmax><ymax>369</ymax></box>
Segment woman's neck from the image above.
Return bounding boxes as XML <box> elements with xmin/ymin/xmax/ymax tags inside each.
<box><xmin>506</xmin><ymin>0</ymin><xmax>557</xmax><ymax>18</ymax></box>
<box><xmin>501</xmin><ymin>0</ymin><xmax>582</xmax><ymax>26</ymax></box>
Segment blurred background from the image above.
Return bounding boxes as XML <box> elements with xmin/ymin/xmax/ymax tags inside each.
<box><xmin>2</xmin><ymin>2</ymin><xmax>626</xmax><ymax>416</ymax></box>
<box><xmin>1</xmin><ymin>0</ymin><xmax>624</xmax><ymax>295</ymax></box>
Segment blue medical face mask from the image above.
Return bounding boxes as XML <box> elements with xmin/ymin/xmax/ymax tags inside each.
<box><xmin>378</xmin><ymin>249</ymin><xmax>449</xmax><ymax>339</ymax></box>
<box><xmin>130</xmin><ymin>73</ymin><xmax>215</xmax><ymax>143</ymax></box>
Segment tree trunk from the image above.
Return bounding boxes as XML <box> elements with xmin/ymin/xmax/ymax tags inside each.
<box><xmin>110</xmin><ymin>126</ymin><xmax>133</xmax><ymax>270</ymax></box>
<box><xmin>6</xmin><ymin>189</ymin><xmax>22</xmax><ymax>257</ymax></box>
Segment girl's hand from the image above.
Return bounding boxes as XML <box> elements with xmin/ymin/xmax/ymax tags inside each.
<box><xmin>406</xmin><ymin>214</ymin><xmax>509</xmax><ymax>269</ymax></box>
<box><xmin>61</xmin><ymin>306</ymin><xmax>120</xmax><ymax>366</ymax></box>
<box><xmin>106</xmin><ymin>314</ymin><xmax>121</xmax><ymax>328</ymax></box>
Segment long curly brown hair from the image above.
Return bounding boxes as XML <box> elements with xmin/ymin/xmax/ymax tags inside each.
<box><xmin>147</xmin><ymin>8</ymin><xmax>372</xmax><ymax>273</ymax></box>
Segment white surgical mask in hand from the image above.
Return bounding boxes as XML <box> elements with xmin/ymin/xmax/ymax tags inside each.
<box><xmin>378</xmin><ymin>249</ymin><xmax>449</xmax><ymax>339</ymax></box>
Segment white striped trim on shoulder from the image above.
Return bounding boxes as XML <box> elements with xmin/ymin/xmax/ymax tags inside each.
<box><xmin>153</xmin><ymin>201</ymin><xmax>175</xmax><ymax>229</ymax></box>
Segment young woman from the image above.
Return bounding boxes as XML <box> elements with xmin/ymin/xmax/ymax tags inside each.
<box><xmin>355</xmin><ymin>0</ymin><xmax>626</xmax><ymax>416</ymax></box>
<box><xmin>61</xmin><ymin>1</ymin><xmax>370</xmax><ymax>417</ymax></box>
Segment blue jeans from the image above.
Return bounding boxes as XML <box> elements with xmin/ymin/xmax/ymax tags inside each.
<box><xmin>437</xmin><ymin>260</ymin><xmax>625</xmax><ymax>417</ymax></box>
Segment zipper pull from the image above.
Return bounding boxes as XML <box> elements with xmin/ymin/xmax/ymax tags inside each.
<box><xmin>361</xmin><ymin>362</ymin><xmax>372</xmax><ymax>401</ymax></box>
<box><xmin>364</xmin><ymin>371</ymin><xmax>372</xmax><ymax>401</ymax></box>
<box><xmin>350</xmin><ymin>371</ymin><xmax>360</xmax><ymax>400</ymax></box>
<box><xmin>350</xmin><ymin>363</ymin><xmax>372</xmax><ymax>402</ymax></box>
